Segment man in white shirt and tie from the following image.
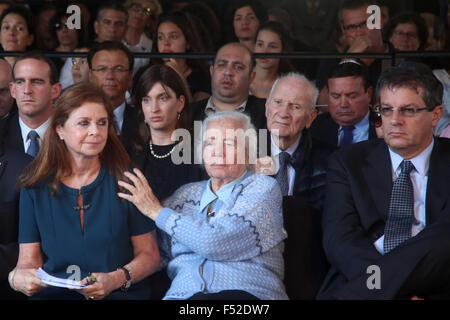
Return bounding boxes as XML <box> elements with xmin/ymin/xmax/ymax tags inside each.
<box><xmin>0</xmin><ymin>52</ymin><xmax>61</xmax><ymax>299</ymax></box>
<box><xmin>319</xmin><ymin>63</ymin><xmax>450</xmax><ymax>299</ymax></box>
<box><xmin>88</xmin><ymin>41</ymin><xmax>137</xmax><ymax>153</ymax></box>
<box><xmin>4</xmin><ymin>52</ymin><xmax>61</xmax><ymax>157</ymax></box>
<box><xmin>263</xmin><ymin>72</ymin><xmax>335</xmax><ymax>211</ymax></box>
<box><xmin>310</xmin><ymin>60</ymin><xmax>378</xmax><ymax>147</ymax></box>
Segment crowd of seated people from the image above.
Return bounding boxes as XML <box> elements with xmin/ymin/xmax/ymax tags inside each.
<box><xmin>1</xmin><ymin>0</ymin><xmax>450</xmax><ymax>301</ymax></box>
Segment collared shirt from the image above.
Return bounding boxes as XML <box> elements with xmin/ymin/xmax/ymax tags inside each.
<box><xmin>270</xmin><ymin>133</ymin><xmax>302</xmax><ymax>196</ymax></box>
<box><xmin>199</xmin><ymin>170</ymin><xmax>248</xmax><ymax>215</ymax></box>
<box><xmin>114</xmin><ymin>102</ymin><xmax>126</xmax><ymax>134</ymax></box>
<box><xmin>374</xmin><ymin>139</ymin><xmax>434</xmax><ymax>255</ymax></box>
<box><xmin>337</xmin><ymin>111</ymin><xmax>370</xmax><ymax>146</ymax></box>
<box><xmin>204</xmin><ymin>97</ymin><xmax>247</xmax><ymax>116</ymax></box>
<box><xmin>19</xmin><ymin>116</ymin><xmax>51</xmax><ymax>152</ymax></box>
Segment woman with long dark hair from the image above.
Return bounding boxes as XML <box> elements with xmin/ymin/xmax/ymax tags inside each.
<box><xmin>9</xmin><ymin>83</ymin><xmax>160</xmax><ymax>300</ymax></box>
<box><xmin>150</xmin><ymin>11</ymin><xmax>211</xmax><ymax>102</ymax></box>
<box><xmin>250</xmin><ymin>21</ymin><xmax>295</xmax><ymax>99</ymax></box>
<box><xmin>131</xmin><ymin>64</ymin><xmax>206</xmax><ymax>201</ymax></box>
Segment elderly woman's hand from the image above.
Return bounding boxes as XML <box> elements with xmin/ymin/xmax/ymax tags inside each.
<box><xmin>117</xmin><ymin>168</ymin><xmax>163</xmax><ymax>221</ymax></box>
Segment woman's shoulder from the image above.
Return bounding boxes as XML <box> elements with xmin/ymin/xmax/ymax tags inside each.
<box><xmin>237</xmin><ymin>173</ymin><xmax>281</xmax><ymax>200</ymax></box>
<box><xmin>241</xmin><ymin>172</ymin><xmax>278</xmax><ymax>189</ymax></box>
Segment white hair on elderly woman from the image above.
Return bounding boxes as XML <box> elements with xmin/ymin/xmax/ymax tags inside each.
<box><xmin>198</xmin><ymin>111</ymin><xmax>258</xmax><ymax>167</ymax></box>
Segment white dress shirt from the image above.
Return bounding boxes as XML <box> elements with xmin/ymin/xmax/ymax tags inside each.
<box><xmin>270</xmin><ymin>133</ymin><xmax>301</xmax><ymax>196</ymax></box>
<box><xmin>114</xmin><ymin>102</ymin><xmax>126</xmax><ymax>134</ymax></box>
<box><xmin>373</xmin><ymin>139</ymin><xmax>434</xmax><ymax>254</ymax></box>
<box><xmin>19</xmin><ymin>116</ymin><xmax>51</xmax><ymax>152</ymax></box>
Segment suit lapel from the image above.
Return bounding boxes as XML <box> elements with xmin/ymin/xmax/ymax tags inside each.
<box><xmin>362</xmin><ymin>140</ymin><xmax>392</xmax><ymax>220</ymax></box>
<box><xmin>425</xmin><ymin>139</ymin><xmax>450</xmax><ymax>224</ymax></box>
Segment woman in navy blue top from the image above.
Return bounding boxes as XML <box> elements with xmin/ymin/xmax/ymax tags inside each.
<box><xmin>8</xmin><ymin>83</ymin><xmax>160</xmax><ymax>300</ymax></box>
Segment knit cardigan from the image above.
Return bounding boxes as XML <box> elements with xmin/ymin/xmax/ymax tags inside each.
<box><xmin>156</xmin><ymin>172</ymin><xmax>288</xmax><ymax>300</ymax></box>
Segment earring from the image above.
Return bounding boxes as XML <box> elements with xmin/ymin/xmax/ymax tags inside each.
<box><xmin>59</xmin><ymin>136</ymin><xmax>64</xmax><ymax>140</ymax></box>
<box><xmin>177</xmin><ymin>112</ymin><xmax>181</xmax><ymax>120</ymax></box>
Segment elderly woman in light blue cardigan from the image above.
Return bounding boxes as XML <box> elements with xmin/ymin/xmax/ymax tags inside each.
<box><xmin>118</xmin><ymin>111</ymin><xmax>288</xmax><ymax>300</ymax></box>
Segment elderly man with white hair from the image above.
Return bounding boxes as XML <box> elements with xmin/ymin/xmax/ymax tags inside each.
<box><xmin>118</xmin><ymin>110</ymin><xmax>288</xmax><ymax>300</ymax></box>
<box><xmin>263</xmin><ymin>72</ymin><xmax>335</xmax><ymax>211</ymax></box>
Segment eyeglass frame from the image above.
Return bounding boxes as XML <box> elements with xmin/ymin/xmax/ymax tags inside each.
<box><xmin>342</xmin><ymin>20</ymin><xmax>368</xmax><ymax>33</ymax></box>
<box><xmin>90</xmin><ymin>65</ymin><xmax>130</xmax><ymax>74</ymax></box>
<box><xmin>392</xmin><ymin>30</ymin><xmax>418</xmax><ymax>40</ymax></box>
<box><xmin>129</xmin><ymin>3</ymin><xmax>152</xmax><ymax>16</ymax></box>
<box><xmin>373</xmin><ymin>104</ymin><xmax>432</xmax><ymax>117</ymax></box>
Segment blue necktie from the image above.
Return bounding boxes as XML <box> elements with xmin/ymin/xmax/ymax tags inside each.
<box><xmin>275</xmin><ymin>152</ymin><xmax>290</xmax><ymax>196</ymax></box>
<box><xmin>26</xmin><ymin>130</ymin><xmax>40</xmax><ymax>157</ymax></box>
<box><xmin>340</xmin><ymin>125</ymin><xmax>355</xmax><ymax>147</ymax></box>
<box><xmin>384</xmin><ymin>160</ymin><xmax>415</xmax><ymax>254</ymax></box>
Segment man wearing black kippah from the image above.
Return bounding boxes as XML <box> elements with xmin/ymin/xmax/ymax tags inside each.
<box><xmin>311</xmin><ymin>60</ymin><xmax>378</xmax><ymax>148</ymax></box>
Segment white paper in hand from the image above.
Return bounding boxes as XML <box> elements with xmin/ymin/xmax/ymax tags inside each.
<box><xmin>36</xmin><ymin>268</ymin><xmax>87</xmax><ymax>290</ymax></box>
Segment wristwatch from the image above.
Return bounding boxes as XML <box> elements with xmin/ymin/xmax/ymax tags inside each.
<box><xmin>118</xmin><ymin>267</ymin><xmax>132</xmax><ymax>292</ymax></box>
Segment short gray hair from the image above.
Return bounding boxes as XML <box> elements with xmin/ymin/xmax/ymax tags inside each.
<box><xmin>268</xmin><ymin>72</ymin><xmax>319</xmax><ymax>110</ymax></box>
<box><xmin>198</xmin><ymin>111</ymin><xmax>258</xmax><ymax>166</ymax></box>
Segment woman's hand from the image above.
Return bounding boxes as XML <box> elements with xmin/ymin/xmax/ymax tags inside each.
<box><xmin>117</xmin><ymin>168</ymin><xmax>163</xmax><ymax>221</ymax></box>
<box><xmin>79</xmin><ymin>272</ymin><xmax>120</xmax><ymax>300</ymax></box>
<box><xmin>12</xmin><ymin>268</ymin><xmax>47</xmax><ymax>296</ymax></box>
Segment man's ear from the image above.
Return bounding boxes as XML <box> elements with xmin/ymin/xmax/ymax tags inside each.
<box><xmin>431</xmin><ymin>105</ymin><xmax>444</xmax><ymax>127</ymax></box>
<box><xmin>51</xmin><ymin>82</ymin><xmax>62</xmax><ymax>100</ymax></box>
<box><xmin>249</xmin><ymin>70</ymin><xmax>256</xmax><ymax>85</ymax></box>
<box><xmin>9</xmin><ymin>81</ymin><xmax>16</xmax><ymax>99</ymax></box>
<box><xmin>94</xmin><ymin>21</ymin><xmax>99</xmax><ymax>37</ymax></box>
<box><xmin>209</xmin><ymin>64</ymin><xmax>214</xmax><ymax>77</ymax></box>
<box><xmin>366</xmin><ymin>86</ymin><xmax>373</xmax><ymax>101</ymax></box>
<box><xmin>305</xmin><ymin>108</ymin><xmax>318</xmax><ymax>129</ymax></box>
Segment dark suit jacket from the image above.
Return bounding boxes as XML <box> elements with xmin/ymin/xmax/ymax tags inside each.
<box><xmin>319</xmin><ymin>138</ymin><xmax>450</xmax><ymax>299</ymax></box>
<box><xmin>119</xmin><ymin>103</ymin><xmax>139</xmax><ymax>155</ymax></box>
<box><xmin>310</xmin><ymin>112</ymin><xmax>377</xmax><ymax>148</ymax></box>
<box><xmin>1</xmin><ymin>110</ymin><xmax>24</xmax><ymax>153</ymax></box>
<box><xmin>191</xmin><ymin>95</ymin><xmax>267</xmax><ymax>130</ymax></box>
<box><xmin>0</xmin><ymin>121</ymin><xmax>32</xmax><ymax>299</ymax></box>
<box><xmin>265</xmin><ymin>129</ymin><xmax>336</xmax><ymax>211</ymax></box>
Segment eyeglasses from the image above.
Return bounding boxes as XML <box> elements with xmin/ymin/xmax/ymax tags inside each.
<box><xmin>71</xmin><ymin>57</ymin><xmax>88</xmax><ymax>66</ymax></box>
<box><xmin>54</xmin><ymin>22</ymin><xmax>69</xmax><ymax>31</ymax></box>
<box><xmin>130</xmin><ymin>3</ymin><xmax>152</xmax><ymax>16</ymax></box>
<box><xmin>342</xmin><ymin>20</ymin><xmax>367</xmax><ymax>32</ymax></box>
<box><xmin>392</xmin><ymin>30</ymin><xmax>418</xmax><ymax>39</ymax></box>
<box><xmin>374</xmin><ymin>105</ymin><xmax>431</xmax><ymax>117</ymax></box>
<box><xmin>91</xmin><ymin>66</ymin><xmax>130</xmax><ymax>74</ymax></box>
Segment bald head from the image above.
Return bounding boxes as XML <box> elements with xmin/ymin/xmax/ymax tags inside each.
<box><xmin>0</xmin><ymin>59</ymin><xmax>14</xmax><ymax>118</ymax></box>
<box><xmin>210</xmin><ymin>42</ymin><xmax>256</xmax><ymax>107</ymax></box>
<box><xmin>215</xmin><ymin>42</ymin><xmax>255</xmax><ymax>73</ymax></box>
